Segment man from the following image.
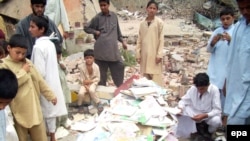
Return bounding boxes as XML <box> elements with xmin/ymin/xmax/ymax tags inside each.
<box><xmin>224</xmin><ymin>0</ymin><xmax>250</xmax><ymax>125</ymax></box>
<box><xmin>44</xmin><ymin>0</ymin><xmax>70</xmax><ymax>39</ymax></box>
<box><xmin>16</xmin><ymin>0</ymin><xmax>63</xmax><ymax>59</ymax></box>
<box><xmin>84</xmin><ymin>0</ymin><xmax>127</xmax><ymax>87</ymax></box>
<box><xmin>176</xmin><ymin>73</ymin><xmax>222</xmax><ymax>137</ymax></box>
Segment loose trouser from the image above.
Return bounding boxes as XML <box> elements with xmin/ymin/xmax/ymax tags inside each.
<box><xmin>45</xmin><ymin>117</ymin><xmax>56</xmax><ymax>133</ymax></box>
<box><xmin>78</xmin><ymin>84</ymin><xmax>99</xmax><ymax>106</ymax></box>
<box><xmin>14</xmin><ymin>120</ymin><xmax>47</xmax><ymax>141</ymax></box>
<box><xmin>143</xmin><ymin>73</ymin><xmax>164</xmax><ymax>87</ymax></box>
<box><xmin>95</xmin><ymin>59</ymin><xmax>124</xmax><ymax>87</ymax></box>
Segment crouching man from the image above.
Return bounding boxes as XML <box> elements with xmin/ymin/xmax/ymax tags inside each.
<box><xmin>176</xmin><ymin>73</ymin><xmax>222</xmax><ymax>138</ymax></box>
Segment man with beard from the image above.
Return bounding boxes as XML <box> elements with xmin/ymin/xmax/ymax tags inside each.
<box><xmin>16</xmin><ymin>0</ymin><xmax>63</xmax><ymax>59</ymax></box>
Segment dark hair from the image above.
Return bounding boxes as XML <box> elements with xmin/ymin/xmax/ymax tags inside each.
<box><xmin>220</xmin><ymin>7</ymin><xmax>235</xmax><ymax>17</ymax></box>
<box><xmin>9</xmin><ymin>34</ymin><xmax>28</xmax><ymax>49</ymax></box>
<box><xmin>84</xmin><ymin>49</ymin><xmax>94</xmax><ymax>57</ymax></box>
<box><xmin>193</xmin><ymin>73</ymin><xmax>209</xmax><ymax>87</ymax></box>
<box><xmin>0</xmin><ymin>69</ymin><xmax>18</xmax><ymax>99</ymax></box>
<box><xmin>30</xmin><ymin>15</ymin><xmax>49</xmax><ymax>34</ymax></box>
<box><xmin>146</xmin><ymin>0</ymin><xmax>158</xmax><ymax>9</ymax></box>
<box><xmin>31</xmin><ymin>0</ymin><xmax>46</xmax><ymax>5</ymax></box>
<box><xmin>0</xmin><ymin>46</ymin><xmax>4</xmax><ymax>58</ymax></box>
<box><xmin>99</xmin><ymin>0</ymin><xmax>109</xmax><ymax>4</ymax></box>
<box><xmin>0</xmin><ymin>40</ymin><xmax>9</xmax><ymax>55</ymax></box>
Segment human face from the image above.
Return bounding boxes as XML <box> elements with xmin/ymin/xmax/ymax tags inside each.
<box><xmin>84</xmin><ymin>56</ymin><xmax>94</xmax><ymax>66</ymax></box>
<box><xmin>0</xmin><ymin>98</ymin><xmax>12</xmax><ymax>110</ymax></box>
<box><xmin>29</xmin><ymin>21</ymin><xmax>44</xmax><ymax>38</ymax></box>
<box><xmin>238</xmin><ymin>0</ymin><xmax>250</xmax><ymax>23</ymax></box>
<box><xmin>146</xmin><ymin>3</ymin><xmax>158</xmax><ymax>18</ymax></box>
<box><xmin>99</xmin><ymin>2</ymin><xmax>109</xmax><ymax>15</ymax></box>
<box><xmin>7</xmin><ymin>46</ymin><xmax>27</xmax><ymax>62</ymax></box>
<box><xmin>220</xmin><ymin>14</ymin><xmax>234</xmax><ymax>29</ymax></box>
<box><xmin>31</xmin><ymin>4</ymin><xmax>45</xmax><ymax>16</ymax></box>
<box><xmin>196</xmin><ymin>86</ymin><xmax>208</xmax><ymax>95</ymax></box>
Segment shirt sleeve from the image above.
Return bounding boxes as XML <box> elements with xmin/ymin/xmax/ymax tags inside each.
<box><xmin>92</xmin><ymin>65</ymin><xmax>100</xmax><ymax>85</ymax></box>
<box><xmin>136</xmin><ymin>25</ymin><xmax>142</xmax><ymax>59</ymax></box>
<box><xmin>84</xmin><ymin>16</ymin><xmax>99</xmax><ymax>35</ymax></box>
<box><xmin>156</xmin><ymin>20</ymin><xmax>164</xmax><ymax>58</ymax></box>
<box><xmin>117</xmin><ymin>19</ymin><xmax>123</xmax><ymax>43</ymax></box>
<box><xmin>178</xmin><ymin>87</ymin><xmax>193</xmax><ymax>109</ymax></box>
<box><xmin>31</xmin><ymin>47</ymin><xmax>46</xmax><ymax>78</ymax></box>
<box><xmin>207</xmin><ymin>86</ymin><xmax>222</xmax><ymax>117</ymax></box>
<box><xmin>206</xmin><ymin>31</ymin><xmax>217</xmax><ymax>53</ymax></box>
<box><xmin>59</xmin><ymin>0</ymin><xmax>70</xmax><ymax>31</ymax></box>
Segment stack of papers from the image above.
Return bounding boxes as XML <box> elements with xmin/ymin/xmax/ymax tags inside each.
<box><xmin>129</xmin><ymin>87</ymin><xmax>158</xmax><ymax>99</ymax></box>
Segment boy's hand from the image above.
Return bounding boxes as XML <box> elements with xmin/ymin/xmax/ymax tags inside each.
<box><xmin>122</xmin><ymin>41</ymin><xmax>127</xmax><ymax>50</ymax></box>
<box><xmin>192</xmin><ymin>113</ymin><xmax>208</xmax><ymax>121</ymax></box>
<box><xmin>210</xmin><ymin>34</ymin><xmax>221</xmax><ymax>47</ymax></box>
<box><xmin>136</xmin><ymin>58</ymin><xmax>141</xmax><ymax>64</ymax></box>
<box><xmin>155</xmin><ymin>57</ymin><xmax>162</xmax><ymax>64</ymax></box>
<box><xmin>51</xmin><ymin>98</ymin><xmax>57</xmax><ymax>105</ymax></box>
<box><xmin>59</xmin><ymin>63</ymin><xmax>66</xmax><ymax>70</ymax></box>
<box><xmin>22</xmin><ymin>62</ymin><xmax>30</xmax><ymax>72</ymax></box>
<box><xmin>222</xmin><ymin>32</ymin><xmax>231</xmax><ymax>42</ymax></box>
<box><xmin>83</xmin><ymin>80</ymin><xmax>93</xmax><ymax>85</ymax></box>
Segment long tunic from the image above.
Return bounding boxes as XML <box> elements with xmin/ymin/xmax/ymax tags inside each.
<box><xmin>58</xmin><ymin>64</ymin><xmax>71</xmax><ymax>103</ymax></box>
<box><xmin>0</xmin><ymin>109</ymin><xmax>6</xmax><ymax>141</ymax></box>
<box><xmin>224</xmin><ymin>18</ymin><xmax>250</xmax><ymax>118</ymax></box>
<box><xmin>136</xmin><ymin>16</ymin><xmax>164</xmax><ymax>74</ymax></box>
<box><xmin>78</xmin><ymin>62</ymin><xmax>100</xmax><ymax>86</ymax></box>
<box><xmin>45</xmin><ymin>0</ymin><xmax>70</xmax><ymax>31</ymax></box>
<box><xmin>31</xmin><ymin>37</ymin><xmax>67</xmax><ymax>118</ymax></box>
<box><xmin>0</xmin><ymin>56</ymin><xmax>56</xmax><ymax>128</ymax></box>
<box><xmin>207</xmin><ymin>25</ymin><xmax>235</xmax><ymax>89</ymax></box>
<box><xmin>84</xmin><ymin>11</ymin><xmax>124</xmax><ymax>61</ymax></box>
<box><xmin>16</xmin><ymin>14</ymin><xmax>63</xmax><ymax>58</ymax></box>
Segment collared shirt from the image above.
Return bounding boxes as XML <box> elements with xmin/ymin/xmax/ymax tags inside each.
<box><xmin>84</xmin><ymin>11</ymin><xmax>124</xmax><ymax>61</ymax></box>
<box><xmin>0</xmin><ymin>110</ymin><xmax>6</xmax><ymax>141</ymax></box>
<box><xmin>78</xmin><ymin>61</ymin><xmax>100</xmax><ymax>86</ymax></box>
<box><xmin>207</xmin><ymin>24</ymin><xmax>235</xmax><ymax>89</ymax></box>
<box><xmin>178</xmin><ymin>84</ymin><xmax>221</xmax><ymax>118</ymax></box>
<box><xmin>224</xmin><ymin>17</ymin><xmax>250</xmax><ymax>118</ymax></box>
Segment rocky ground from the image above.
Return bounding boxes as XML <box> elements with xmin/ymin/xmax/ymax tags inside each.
<box><xmin>55</xmin><ymin>14</ymin><xmax>226</xmax><ymax>140</ymax></box>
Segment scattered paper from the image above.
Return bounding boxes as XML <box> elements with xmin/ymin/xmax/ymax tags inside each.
<box><xmin>71</xmin><ymin>121</ymin><xmax>96</xmax><ymax>132</ymax></box>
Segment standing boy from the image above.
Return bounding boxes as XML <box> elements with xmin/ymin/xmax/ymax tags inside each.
<box><xmin>84</xmin><ymin>0</ymin><xmax>127</xmax><ymax>87</ymax></box>
<box><xmin>136</xmin><ymin>0</ymin><xmax>164</xmax><ymax>86</ymax></box>
<box><xmin>29</xmin><ymin>16</ymin><xmax>67</xmax><ymax>141</ymax></box>
<box><xmin>78</xmin><ymin>49</ymin><xmax>102</xmax><ymax>112</ymax></box>
<box><xmin>16</xmin><ymin>0</ymin><xmax>62</xmax><ymax>59</ymax></box>
<box><xmin>0</xmin><ymin>69</ymin><xmax>18</xmax><ymax>141</ymax></box>
<box><xmin>206</xmin><ymin>7</ymin><xmax>235</xmax><ymax>126</ymax></box>
<box><xmin>0</xmin><ymin>34</ymin><xmax>57</xmax><ymax>141</ymax></box>
<box><xmin>224</xmin><ymin>0</ymin><xmax>250</xmax><ymax>125</ymax></box>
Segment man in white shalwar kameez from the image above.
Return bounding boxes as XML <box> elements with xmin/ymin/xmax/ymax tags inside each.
<box><xmin>176</xmin><ymin>73</ymin><xmax>222</xmax><ymax>138</ymax></box>
<box><xmin>29</xmin><ymin>16</ymin><xmax>67</xmax><ymax>141</ymax></box>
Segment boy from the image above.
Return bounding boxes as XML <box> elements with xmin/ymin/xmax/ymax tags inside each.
<box><xmin>0</xmin><ymin>69</ymin><xmax>18</xmax><ymax>141</ymax></box>
<box><xmin>55</xmin><ymin>42</ymin><xmax>71</xmax><ymax>129</ymax></box>
<box><xmin>136</xmin><ymin>0</ymin><xmax>164</xmax><ymax>86</ymax></box>
<box><xmin>84</xmin><ymin>0</ymin><xmax>127</xmax><ymax>87</ymax></box>
<box><xmin>29</xmin><ymin>16</ymin><xmax>67</xmax><ymax>141</ymax></box>
<box><xmin>0</xmin><ymin>34</ymin><xmax>57</xmax><ymax>141</ymax></box>
<box><xmin>16</xmin><ymin>0</ymin><xmax>63</xmax><ymax>59</ymax></box>
<box><xmin>78</xmin><ymin>49</ymin><xmax>102</xmax><ymax>113</ymax></box>
<box><xmin>206</xmin><ymin>7</ymin><xmax>235</xmax><ymax>126</ymax></box>
<box><xmin>176</xmin><ymin>73</ymin><xmax>222</xmax><ymax>138</ymax></box>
